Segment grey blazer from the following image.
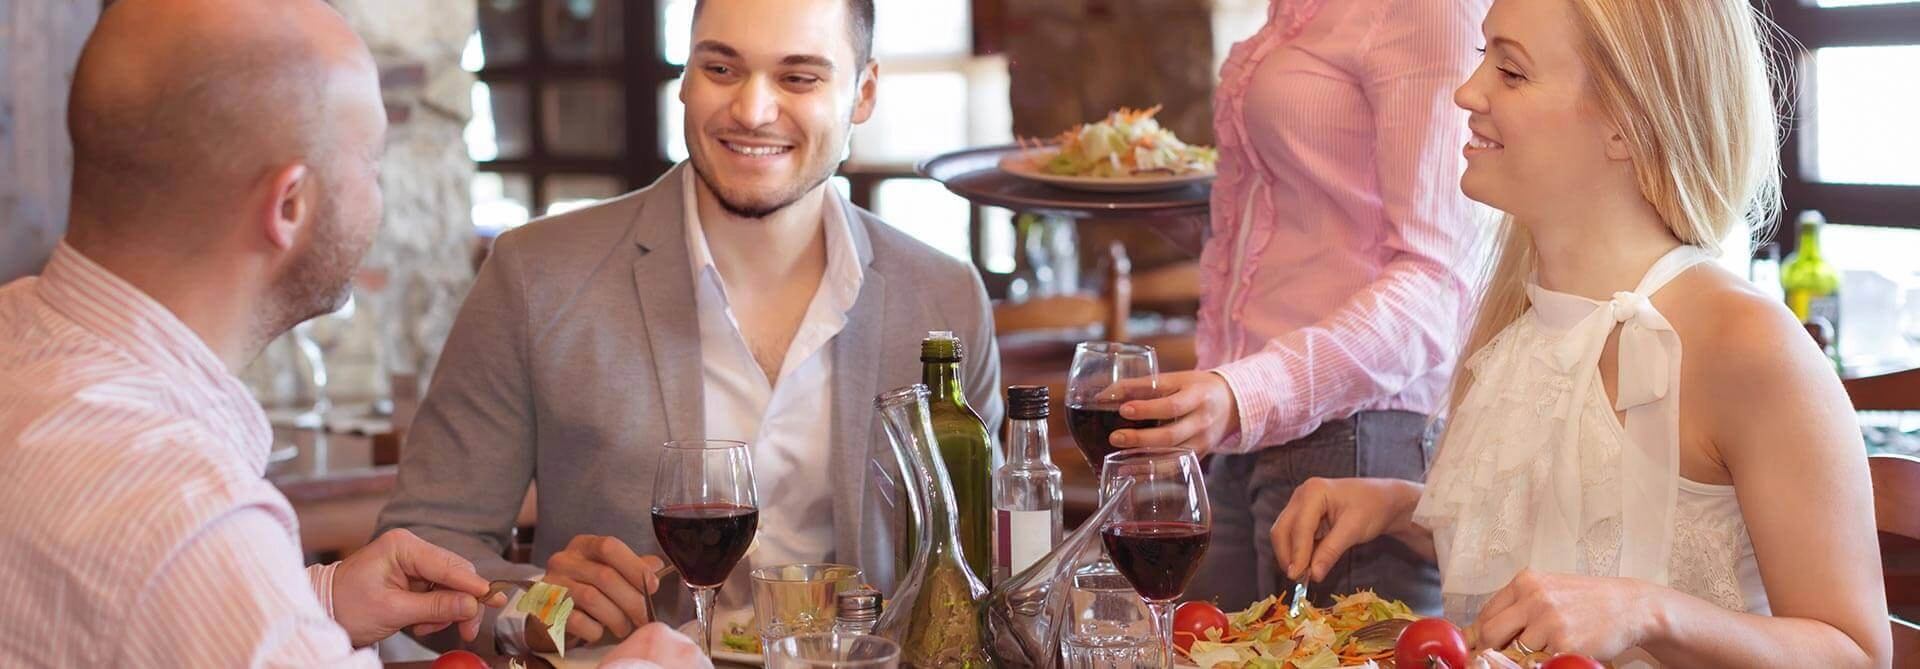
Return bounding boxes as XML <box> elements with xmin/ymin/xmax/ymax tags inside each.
<box><xmin>376</xmin><ymin>164</ymin><xmax>1002</xmax><ymax>597</ymax></box>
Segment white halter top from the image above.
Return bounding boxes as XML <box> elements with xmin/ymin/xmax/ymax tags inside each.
<box><xmin>1414</xmin><ymin>246</ymin><xmax>1769</xmax><ymax>665</ymax></box>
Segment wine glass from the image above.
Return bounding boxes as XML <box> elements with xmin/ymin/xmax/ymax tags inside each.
<box><xmin>1100</xmin><ymin>448</ymin><xmax>1210</xmax><ymax>668</ymax></box>
<box><xmin>651</xmin><ymin>440</ymin><xmax>759</xmax><ymax>656</ymax></box>
<box><xmin>1067</xmin><ymin>342</ymin><xmax>1164</xmax><ymax>474</ymax></box>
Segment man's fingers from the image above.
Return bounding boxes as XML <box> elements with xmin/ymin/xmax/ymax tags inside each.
<box><xmin>385</xmin><ymin>531</ymin><xmax>490</xmax><ymax>598</ymax></box>
<box><xmin>388</xmin><ymin>589</ymin><xmax>483</xmax><ymax>634</ymax></box>
<box><xmin>1118</xmin><ymin>390</ymin><xmax>1194</xmax><ymax>422</ymax></box>
<box><xmin>566</xmin><ymin>610</ymin><xmax>605</xmax><ymax>645</ymax></box>
<box><xmin>590</xmin><ymin>537</ymin><xmax>663</xmax><ymax>598</ymax></box>
<box><xmin>567</xmin><ymin>584</ymin><xmax>637</xmax><ymax>638</ymax></box>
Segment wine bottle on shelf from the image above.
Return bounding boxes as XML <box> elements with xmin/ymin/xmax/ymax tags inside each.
<box><xmin>1783</xmin><ymin>210</ymin><xmax>1842</xmax><ymax>346</ymax></box>
<box><xmin>992</xmin><ymin>385</ymin><xmax>1063</xmax><ymax>587</ymax></box>
<box><xmin>921</xmin><ymin>331</ymin><xmax>996</xmax><ymax>581</ymax></box>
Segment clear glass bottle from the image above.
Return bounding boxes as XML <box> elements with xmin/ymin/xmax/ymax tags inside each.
<box><xmin>873</xmin><ymin>385</ymin><xmax>997</xmax><ymax>668</ymax></box>
<box><xmin>992</xmin><ymin>385</ymin><xmax>1063</xmax><ymax>586</ymax></box>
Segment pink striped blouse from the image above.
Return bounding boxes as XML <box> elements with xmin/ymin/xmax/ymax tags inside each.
<box><xmin>0</xmin><ymin>243</ymin><xmax>377</xmax><ymax>666</ymax></box>
<box><xmin>1202</xmin><ymin>0</ymin><xmax>1489</xmax><ymax>452</ymax></box>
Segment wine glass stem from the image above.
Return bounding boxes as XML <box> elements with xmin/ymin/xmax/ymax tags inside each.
<box><xmin>692</xmin><ymin>585</ymin><xmax>718</xmax><ymax>656</ymax></box>
<box><xmin>1150</xmin><ymin>600</ymin><xmax>1175</xmax><ymax>669</ymax></box>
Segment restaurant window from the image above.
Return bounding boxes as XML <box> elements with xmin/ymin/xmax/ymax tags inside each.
<box><xmin>467</xmin><ymin>0</ymin><xmax>1016</xmax><ymax>270</ymax></box>
<box><xmin>1765</xmin><ymin>0</ymin><xmax>1920</xmax><ymax>367</ymax></box>
<box><xmin>1768</xmin><ymin>0</ymin><xmax>1920</xmax><ymax>230</ymax></box>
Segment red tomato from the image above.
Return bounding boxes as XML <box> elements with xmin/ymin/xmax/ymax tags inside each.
<box><xmin>1541</xmin><ymin>654</ymin><xmax>1606</xmax><ymax>669</ymax></box>
<box><xmin>1394</xmin><ymin>618</ymin><xmax>1469</xmax><ymax>669</ymax></box>
<box><xmin>430</xmin><ymin>650</ymin><xmax>489</xmax><ymax>669</ymax></box>
<box><xmin>1171</xmin><ymin>600</ymin><xmax>1231</xmax><ymax>654</ymax></box>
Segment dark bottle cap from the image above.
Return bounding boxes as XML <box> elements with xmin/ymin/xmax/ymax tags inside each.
<box><xmin>920</xmin><ymin>331</ymin><xmax>963</xmax><ymax>362</ymax></box>
<box><xmin>1006</xmin><ymin>385</ymin><xmax>1049</xmax><ymax>420</ymax></box>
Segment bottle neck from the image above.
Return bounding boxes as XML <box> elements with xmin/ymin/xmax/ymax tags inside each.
<box><xmin>921</xmin><ymin>360</ymin><xmax>968</xmax><ymax>407</ymax></box>
<box><xmin>1799</xmin><ymin>224</ymin><xmax>1824</xmax><ymax>260</ymax></box>
<box><xmin>1007</xmin><ymin>415</ymin><xmax>1051</xmax><ymax>464</ymax></box>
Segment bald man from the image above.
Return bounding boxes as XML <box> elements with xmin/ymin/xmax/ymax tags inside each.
<box><xmin>0</xmin><ymin>0</ymin><xmax>507</xmax><ymax>665</ymax></box>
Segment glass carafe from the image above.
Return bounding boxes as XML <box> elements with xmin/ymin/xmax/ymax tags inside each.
<box><xmin>873</xmin><ymin>385</ymin><xmax>996</xmax><ymax>668</ymax></box>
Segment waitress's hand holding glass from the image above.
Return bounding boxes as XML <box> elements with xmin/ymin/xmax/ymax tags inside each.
<box><xmin>1068</xmin><ymin>342</ymin><xmax>1169</xmax><ymax>471</ymax></box>
<box><xmin>1101</xmin><ymin>448</ymin><xmax>1211</xmax><ymax>667</ymax></box>
<box><xmin>651</xmin><ymin>439</ymin><xmax>759</xmax><ymax>656</ymax></box>
<box><xmin>1107</xmin><ymin>370</ymin><xmax>1239</xmax><ymax>455</ymax></box>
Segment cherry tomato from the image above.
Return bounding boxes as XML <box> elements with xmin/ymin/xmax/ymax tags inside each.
<box><xmin>430</xmin><ymin>650</ymin><xmax>489</xmax><ymax>669</ymax></box>
<box><xmin>1541</xmin><ymin>653</ymin><xmax>1606</xmax><ymax>669</ymax></box>
<box><xmin>1394</xmin><ymin>618</ymin><xmax>1470</xmax><ymax>669</ymax></box>
<box><xmin>1171</xmin><ymin>600</ymin><xmax>1231</xmax><ymax>654</ymax></box>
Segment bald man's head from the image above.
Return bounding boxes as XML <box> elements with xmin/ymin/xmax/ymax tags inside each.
<box><xmin>69</xmin><ymin>0</ymin><xmax>380</xmax><ymax>228</ymax></box>
<box><xmin>67</xmin><ymin>0</ymin><xmax>388</xmax><ymax>342</ymax></box>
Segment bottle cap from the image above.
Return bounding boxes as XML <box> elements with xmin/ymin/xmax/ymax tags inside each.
<box><xmin>920</xmin><ymin>331</ymin><xmax>963</xmax><ymax>362</ymax></box>
<box><xmin>836</xmin><ymin>587</ymin><xmax>882</xmax><ymax>621</ymax></box>
<box><xmin>1006</xmin><ymin>385</ymin><xmax>1049</xmax><ymax>420</ymax></box>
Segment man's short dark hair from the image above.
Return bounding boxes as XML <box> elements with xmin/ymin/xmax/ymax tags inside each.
<box><xmin>692</xmin><ymin>0</ymin><xmax>875</xmax><ymax>67</ymax></box>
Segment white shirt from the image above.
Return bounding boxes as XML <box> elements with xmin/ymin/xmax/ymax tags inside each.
<box><xmin>681</xmin><ymin>167</ymin><xmax>864</xmax><ymax>569</ymax></box>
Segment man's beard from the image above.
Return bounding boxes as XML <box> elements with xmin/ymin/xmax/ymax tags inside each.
<box><xmin>688</xmin><ymin>132</ymin><xmax>840</xmax><ymax>220</ymax></box>
<box><xmin>268</xmin><ymin>192</ymin><xmax>372</xmax><ymax>338</ymax></box>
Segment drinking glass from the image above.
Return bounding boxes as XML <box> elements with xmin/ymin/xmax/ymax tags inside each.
<box><xmin>766</xmin><ymin>633</ymin><xmax>901</xmax><ymax>668</ymax></box>
<box><xmin>750</xmin><ymin>564</ymin><xmax>864</xmax><ymax>648</ymax></box>
<box><xmin>651</xmin><ymin>440</ymin><xmax>759</xmax><ymax>656</ymax></box>
<box><xmin>1100</xmin><ymin>448</ymin><xmax>1210</xmax><ymax>668</ymax></box>
<box><xmin>1066</xmin><ymin>342</ymin><xmax>1162</xmax><ymax>474</ymax></box>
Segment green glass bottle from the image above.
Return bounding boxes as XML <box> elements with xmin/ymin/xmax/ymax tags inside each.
<box><xmin>920</xmin><ymin>331</ymin><xmax>995</xmax><ymax>580</ymax></box>
<box><xmin>1783</xmin><ymin>210</ymin><xmax>1842</xmax><ymax>332</ymax></box>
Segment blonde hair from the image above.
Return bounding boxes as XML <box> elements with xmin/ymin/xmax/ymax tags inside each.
<box><xmin>1449</xmin><ymin>0</ymin><xmax>1785</xmax><ymax>411</ymax></box>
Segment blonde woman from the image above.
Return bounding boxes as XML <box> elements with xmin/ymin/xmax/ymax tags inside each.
<box><xmin>1269</xmin><ymin>0</ymin><xmax>1891</xmax><ymax>666</ymax></box>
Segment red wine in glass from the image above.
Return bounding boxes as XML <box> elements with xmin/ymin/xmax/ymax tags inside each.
<box><xmin>651</xmin><ymin>502</ymin><xmax>759</xmax><ymax>588</ymax></box>
<box><xmin>1066</xmin><ymin>402</ymin><xmax>1168</xmax><ymax>471</ymax></box>
<box><xmin>1100</xmin><ymin>520</ymin><xmax>1210</xmax><ymax>602</ymax></box>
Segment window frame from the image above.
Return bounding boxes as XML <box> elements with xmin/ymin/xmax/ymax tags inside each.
<box><xmin>1765</xmin><ymin>0</ymin><xmax>1920</xmax><ymax>242</ymax></box>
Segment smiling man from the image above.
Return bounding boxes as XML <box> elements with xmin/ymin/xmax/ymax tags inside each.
<box><xmin>375</xmin><ymin>0</ymin><xmax>1001</xmax><ymax>653</ymax></box>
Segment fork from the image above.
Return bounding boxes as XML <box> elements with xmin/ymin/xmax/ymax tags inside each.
<box><xmin>1350</xmin><ymin>617</ymin><xmax>1412</xmax><ymax>647</ymax></box>
<box><xmin>1286</xmin><ymin>577</ymin><xmax>1309</xmax><ymax>617</ymax></box>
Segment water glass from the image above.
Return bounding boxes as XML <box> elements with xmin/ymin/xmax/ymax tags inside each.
<box><xmin>765</xmin><ymin>633</ymin><xmax>901</xmax><ymax>668</ymax></box>
<box><xmin>1060</xmin><ymin>567</ymin><xmax>1162</xmax><ymax>668</ymax></box>
<box><xmin>750</xmin><ymin>564</ymin><xmax>865</xmax><ymax>647</ymax></box>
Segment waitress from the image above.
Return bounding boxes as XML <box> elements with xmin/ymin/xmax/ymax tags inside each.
<box><xmin>1110</xmin><ymin>0</ymin><xmax>1489</xmax><ymax>612</ymax></box>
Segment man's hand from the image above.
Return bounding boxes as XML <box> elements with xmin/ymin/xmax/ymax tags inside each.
<box><xmin>331</xmin><ymin>529</ymin><xmax>506</xmax><ymax>647</ymax></box>
<box><xmin>538</xmin><ymin>535</ymin><xmax>667</xmax><ymax>645</ymax></box>
<box><xmin>1108</xmin><ymin>370</ymin><xmax>1241</xmax><ymax>455</ymax></box>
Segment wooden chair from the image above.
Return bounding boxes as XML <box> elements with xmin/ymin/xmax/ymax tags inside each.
<box><xmin>1894</xmin><ymin>617</ymin><xmax>1920</xmax><ymax>669</ymax></box>
<box><xmin>1874</xmin><ymin>454</ymin><xmax>1920</xmax><ymax>618</ymax></box>
<box><xmin>993</xmin><ymin>241</ymin><xmax>1131</xmax><ymax>342</ymax></box>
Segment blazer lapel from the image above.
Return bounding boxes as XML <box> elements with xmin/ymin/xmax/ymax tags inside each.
<box><xmin>830</xmin><ymin>208</ymin><xmax>886</xmax><ymax>562</ymax></box>
<box><xmin>630</xmin><ymin>165</ymin><xmax>704</xmax><ymax>441</ymax></box>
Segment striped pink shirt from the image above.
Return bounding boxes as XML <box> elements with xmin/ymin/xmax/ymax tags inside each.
<box><xmin>1201</xmin><ymin>0</ymin><xmax>1489</xmax><ymax>452</ymax></box>
<box><xmin>0</xmin><ymin>243</ymin><xmax>377</xmax><ymax>667</ymax></box>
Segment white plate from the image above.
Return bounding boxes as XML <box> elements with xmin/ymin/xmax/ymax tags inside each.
<box><xmin>997</xmin><ymin>150</ymin><xmax>1214</xmax><ymax>193</ymax></box>
<box><xmin>678</xmin><ymin>620</ymin><xmax>764</xmax><ymax>667</ymax></box>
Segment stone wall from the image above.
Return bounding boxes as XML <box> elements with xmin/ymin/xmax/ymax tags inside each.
<box><xmin>1004</xmin><ymin>0</ymin><xmax>1215</xmax><ymax>143</ymax></box>
<box><xmin>246</xmin><ymin>0</ymin><xmax>479</xmax><ymax>409</ymax></box>
<box><xmin>0</xmin><ymin>0</ymin><xmax>100</xmax><ymax>284</ymax></box>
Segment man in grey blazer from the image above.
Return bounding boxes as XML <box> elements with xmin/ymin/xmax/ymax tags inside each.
<box><xmin>375</xmin><ymin>0</ymin><xmax>1001</xmax><ymax>653</ymax></box>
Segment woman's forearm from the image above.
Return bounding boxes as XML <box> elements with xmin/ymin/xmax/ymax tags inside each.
<box><xmin>1640</xmin><ymin>588</ymin><xmax>1882</xmax><ymax>668</ymax></box>
<box><xmin>1385</xmin><ymin>479</ymin><xmax>1439</xmax><ymax>563</ymax></box>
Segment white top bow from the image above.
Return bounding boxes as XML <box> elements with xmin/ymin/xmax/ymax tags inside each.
<box><xmin>1415</xmin><ymin>245</ymin><xmax>1715</xmax><ymax>619</ymax></box>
